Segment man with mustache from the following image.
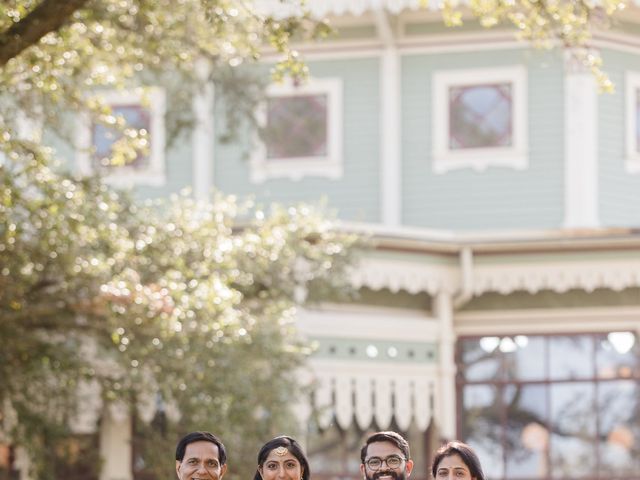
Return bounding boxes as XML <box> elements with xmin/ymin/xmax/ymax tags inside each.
<box><xmin>175</xmin><ymin>431</ymin><xmax>228</xmax><ymax>480</ymax></box>
<box><xmin>360</xmin><ymin>432</ymin><xmax>414</xmax><ymax>480</ymax></box>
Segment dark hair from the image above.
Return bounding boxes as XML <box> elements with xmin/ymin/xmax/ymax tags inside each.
<box><xmin>360</xmin><ymin>431</ymin><xmax>411</xmax><ymax>463</ymax></box>
<box><xmin>431</xmin><ymin>441</ymin><xmax>485</xmax><ymax>480</ymax></box>
<box><xmin>175</xmin><ymin>431</ymin><xmax>227</xmax><ymax>465</ymax></box>
<box><xmin>253</xmin><ymin>436</ymin><xmax>310</xmax><ymax>480</ymax></box>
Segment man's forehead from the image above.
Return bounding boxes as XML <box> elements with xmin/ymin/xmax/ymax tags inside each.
<box><xmin>366</xmin><ymin>441</ymin><xmax>403</xmax><ymax>457</ymax></box>
<box><xmin>184</xmin><ymin>440</ymin><xmax>220</xmax><ymax>459</ymax></box>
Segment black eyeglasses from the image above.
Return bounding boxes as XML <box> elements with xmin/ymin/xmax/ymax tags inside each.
<box><xmin>364</xmin><ymin>455</ymin><xmax>405</xmax><ymax>470</ymax></box>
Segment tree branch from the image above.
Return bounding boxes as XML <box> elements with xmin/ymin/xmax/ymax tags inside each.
<box><xmin>0</xmin><ymin>0</ymin><xmax>91</xmax><ymax>67</ymax></box>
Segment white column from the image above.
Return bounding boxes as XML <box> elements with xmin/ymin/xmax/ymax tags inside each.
<box><xmin>564</xmin><ymin>50</ymin><xmax>599</xmax><ymax>228</ymax></box>
<box><xmin>15</xmin><ymin>447</ymin><xmax>31</xmax><ymax>480</ymax></box>
<box><xmin>292</xmin><ymin>367</ymin><xmax>313</xmax><ymax>451</ymax></box>
<box><xmin>99</xmin><ymin>405</ymin><xmax>132</xmax><ymax>480</ymax></box>
<box><xmin>434</xmin><ymin>291</ymin><xmax>456</xmax><ymax>440</ymax></box>
<box><xmin>192</xmin><ymin>60</ymin><xmax>215</xmax><ymax>201</ymax></box>
<box><xmin>376</xmin><ymin>9</ymin><xmax>401</xmax><ymax>227</ymax></box>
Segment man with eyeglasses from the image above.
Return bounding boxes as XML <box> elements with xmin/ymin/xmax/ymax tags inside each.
<box><xmin>175</xmin><ymin>431</ymin><xmax>228</xmax><ymax>480</ymax></box>
<box><xmin>360</xmin><ymin>431</ymin><xmax>414</xmax><ymax>480</ymax></box>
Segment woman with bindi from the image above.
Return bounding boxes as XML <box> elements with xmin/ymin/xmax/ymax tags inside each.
<box><xmin>254</xmin><ymin>436</ymin><xmax>311</xmax><ymax>480</ymax></box>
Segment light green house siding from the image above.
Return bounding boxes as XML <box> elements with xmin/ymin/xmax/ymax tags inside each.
<box><xmin>401</xmin><ymin>48</ymin><xmax>565</xmax><ymax>230</ymax></box>
<box><xmin>44</xmin><ymin>129</ymin><xmax>77</xmax><ymax>173</ymax></box>
<box><xmin>213</xmin><ymin>57</ymin><xmax>381</xmax><ymax>222</ymax></box>
<box><xmin>599</xmin><ymin>48</ymin><xmax>640</xmax><ymax>227</ymax></box>
<box><xmin>134</xmin><ymin>134</ymin><xmax>194</xmax><ymax>200</ymax></box>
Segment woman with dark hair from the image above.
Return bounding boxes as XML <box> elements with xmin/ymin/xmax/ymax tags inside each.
<box><xmin>254</xmin><ymin>436</ymin><xmax>311</xmax><ymax>480</ymax></box>
<box><xmin>431</xmin><ymin>441</ymin><xmax>485</xmax><ymax>480</ymax></box>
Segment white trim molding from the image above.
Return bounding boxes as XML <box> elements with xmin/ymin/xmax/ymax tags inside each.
<box><xmin>309</xmin><ymin>358</ymin><xmax>438</xmax><ymax>432</ymax></box>
<box><xmin>432</xmin><ymin>65</ymin><xmax>528</xmax><ymax>173</ymax></box>
<box><xmin>433</xmin><ymin>292</ymin><xmax>456</xmax><ymax>439</ymax></box>
<box><xmin>99</xmin><ymin>406</ymin><xmax>132</xmax><ymax>480</ymax></box>
<box><xmin>349</xmin><ymin>250</ymin><xmax>640</xmax><ymax>297</ymax></box>
<box><xmin>472</xmin><ymin>256</ymin><xmax>640</xmax><ymax>295</ymax></box>
<box><xmin>299</xmin><ymin>305</ymin><xmax>439</xmax><ymax>341</ymax></box>
<box><xmin>564</xmin><ymin>51</ymin><xmax>598</xmax><ymax>227</ymax></box>
<box><xmin>255</xmin><ymin>0</ymin><xmax>436</xmax><ymax>18</ymax></box>
<box><xmin>250</xmin><ymin>77</ymin><xmax>343</xmax><ymax>183</ymax></box>
<box><xmin>455</xmin><ymin>306</ymin><xmax>640</xmax><ymax>336</ymax></box>
<box><xmin>192</xmin><ymin>60</ymin><xmax>215</xmax><ymax>200</ymax></box>
<box><xmin>76</xmin><ymin>87</ymin><xmax>167</xmax><ymax>187</ymax></box>
<box><xmin>350</xmin><ymin>256</ymin><xmax>459</xmax><ymax>295</ymax></box>
<box><xmin>296</xmin><ymin>306</ymin><xmax>440</xmax><ymax>432</ymax></box>
<box><xmin>376</xmin><ymin>9</ymin><xmax>402</xmax><ymax>227</ymax></box>
<box><xmin>626</xmin><ymin>71</ymin><xmax>640</xmax><ymax>174</ymax></box>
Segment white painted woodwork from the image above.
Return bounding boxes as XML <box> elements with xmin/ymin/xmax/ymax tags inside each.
<box><xmin>394</xmin><ymin>377</ymin><xmax>412</xmax><ymax>431</ymax></box>
<box><xmin>354</xmin><ymin>376</ymin><xmax>374</xmax><ymax>430</ymax></box>
<box><xmin>309</xmin><ymin>359</ymin><xmax>438</xmax><ymax>432</ymax></box>
<box><xmin>376</xmin><ymin>8</ymin><xmax>402</xmax><ymax>226</ymax></box>
<box><xmin>99</xmin><ymin>405</ymin><xmax>132</xmax><ymax>480</ymax></box>
<box><xmin>564</xmin><ymin>50</ymin><xmax>599</xmax><ymax>227</ymax></box>
<box><xmin>434</xmin><ymin>292</ymin><xmax>456</xmax><ymax>440</ymax></box>
<box><xmin>192</xmin><ymin>66</ymin><xmax>215</xmax><ymax>201</ymax></box>
<box><xmin>350</xmin><ymin>253</ymin><xmax>640</xmax><ymax>297</ymax></box>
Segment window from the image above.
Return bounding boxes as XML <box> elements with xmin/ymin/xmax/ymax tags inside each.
<box><xmin>625</xmin><ymin>72</ymin><xmax>640</xmax><ymax>173</ymax></box>
<box><xmin>250</xmin><ymin>78</ymin><xmax>343</xmax><ymax>183</ymax></box>
<box><xmin>76</xmin><ymin>88</ymin><xmax>166</xmax><ymax>186</ymax></box>
<box><xmin>457</xmin><ymin>332</ymin><xmax>640</xmax><ymax>480</ymax></box>
<box><xmin>432</xmin><ymin>66</ymin><xmax>527</xmax><ymax>173</ymax></box>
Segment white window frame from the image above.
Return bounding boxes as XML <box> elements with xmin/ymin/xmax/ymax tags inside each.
<box><xmin>625</xmin><ymin>72</ymin><xmax>640</xmax><ymax>173</ymax></box>
<box><xmin>432</xmin><ymin>65</ymin><xmax>528</xmax><ymax>174</ymax></box>
<box><xmin>250</xmin><ymin>77</ymin><xmax>343</xmax><ymax>183</ymax></box>
<box><xmin>76</xmin><ymin>87</ymin><xmax>166</xmax><ymax>187</ymax></box>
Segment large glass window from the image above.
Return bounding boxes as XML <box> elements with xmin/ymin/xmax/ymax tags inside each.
<box><xmin>458</xmin><ymin>332</ymin><xmax>640</xmax><ymax>480</ymax></box>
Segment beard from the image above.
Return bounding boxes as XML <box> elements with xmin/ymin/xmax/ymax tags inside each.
<box><xmin>366</xmin><ymin>471</ymin><xmax>407</xmax><ymax>480</ymax></box>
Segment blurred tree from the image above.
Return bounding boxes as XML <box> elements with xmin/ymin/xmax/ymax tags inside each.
<box><xmin>445</xmin><ymin>0</ymin><xmax>626</xmax><ymax>92</ymax></box>
<box><xmin>0</xmin><ymin>3</ymin><xmax>342</xmax><ymax>479</ymax></box>
<box><xmin>0</xmin><ymin>140</ymin><xmax>356</xmax><ymax>479</ymax></box>
<box><xmin>0</xmin><ymin>1</ymin><xmax>628</xmax><ymax>479</ymax></box>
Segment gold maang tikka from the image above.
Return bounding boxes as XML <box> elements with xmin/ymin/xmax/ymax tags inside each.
<box><xmin>274</xmin><ymin>446</ymin><xmax>289</xmax><ymax>456</ymax></box>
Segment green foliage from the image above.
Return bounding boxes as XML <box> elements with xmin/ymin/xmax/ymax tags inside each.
<box><xmin>0</xmin><ymin>0</ymin><xmax>330</xmax><ymax>161</ymax></box>
<box><xmin>0</xmin><ymin>4</ymin><xmax>350</xmax><ymax>478</ymax></box>
<box><xmin>0</xmin><ymin>141</ymin><xmax>356</xmax><ymax>479</ymax></box>
<box><xmin>440</xmin><ymin>0</ymin><xmax>627</xmax><ymax>92</ymax></box>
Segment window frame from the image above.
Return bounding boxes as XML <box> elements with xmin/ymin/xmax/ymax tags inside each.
<box><xmin>625</xmin><ymin>71</ymin><xmax>640</xmax><ymax>173</ymax></box>
<box><xmin>249</xmin><ymin>77</ymin><xmax>343</xmax><ymax>183</ymax></box>
<box><xmin>456</xmin><ymin>331</ymin><xmax>640</xmax><ymax>480</ymax></box>
<box><xmin>432</xmin><ymin>65</ymin><xmax>528</xmax><ymax>174</ymax></box>
<box><xmin>76</xmin><ymin>87</ymin><xmax>166</xmax><ymax>187</ymax></box>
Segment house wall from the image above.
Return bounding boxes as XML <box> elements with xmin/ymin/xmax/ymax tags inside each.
<box><xmin>213</xmin><ymin>57</ymin><xmax>382</xmax><ymax>223</ymax></box>
<box><xmin>401</xmin><ymin>47</ymin><xmax>565</xmax><ymax>230</ymax></box>
<box><xmin>599</xmin><ymin>47</ymin><xmax>640</xmax><ymax>227</ymax></box>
